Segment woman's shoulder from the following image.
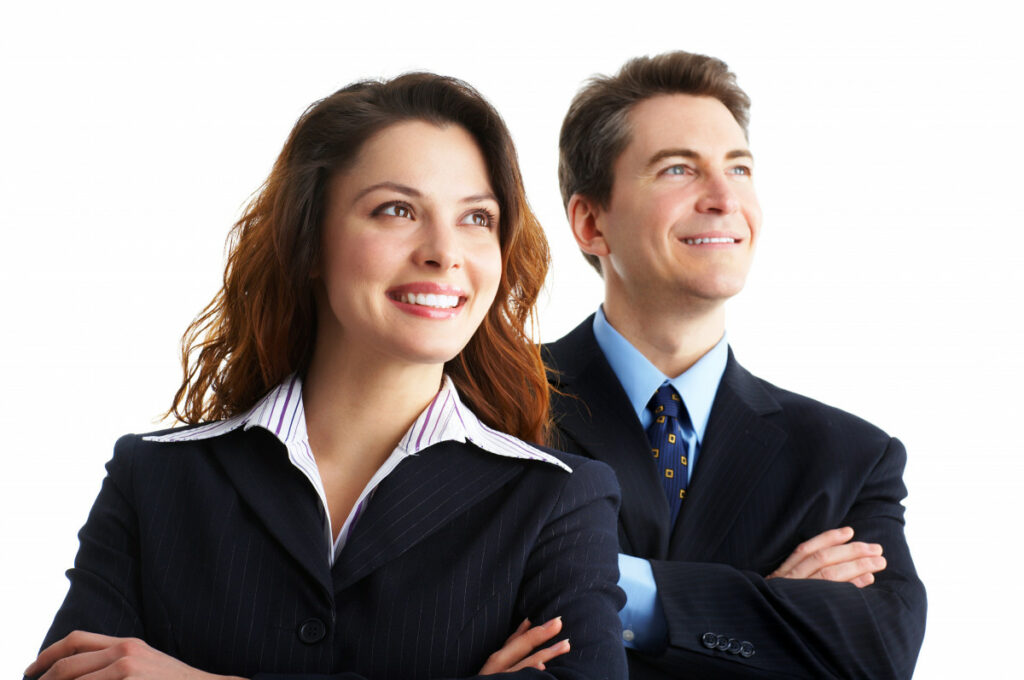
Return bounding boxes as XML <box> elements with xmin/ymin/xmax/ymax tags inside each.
<box><xmin>528</xmin><ymin>441</ymin><xmax>602</xmax><ymax>474</ymax></box>
<box><xmin>458</xmin><ymin>423</ymin><xmax>614</xmax><ymax>481</ymax></box>
<box><xmin>108</xmin><ymin>420</ymin><xmax>269</xmax><ymax>472</ymax></box>
<box><xmin>113</xmin><ymin>422</ymin><xmax>224</xmax><ymax>453</ymax></box>
<box><xmin>543</xmin><ymin>444</ymin><xmax>620</xmax><ymax>492</ymax></box>
<box><xmin>495</xmin><ymin>439</ymin><xmax>622</xmax><ymax>506</ymax></box>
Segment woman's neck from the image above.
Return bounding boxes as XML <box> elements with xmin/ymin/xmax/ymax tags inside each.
<box><xmin>302</xmin><ymin>347</ymin><xmax>444</xmax><ymax>470</ymax></box>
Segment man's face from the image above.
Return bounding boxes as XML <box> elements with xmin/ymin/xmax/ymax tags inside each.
<box><xmin>594</xmin><ymin>94</ymin><xmax>762</xmax><ymax>311</ymax></box>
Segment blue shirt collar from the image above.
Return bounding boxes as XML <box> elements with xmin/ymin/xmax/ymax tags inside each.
<box><xmin>592</xmin><ymin>306</ymin><xmax>728</xmax><ymax>444</ymax></box>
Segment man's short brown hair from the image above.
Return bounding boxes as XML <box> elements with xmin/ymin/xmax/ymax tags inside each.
<box><xmin>558</xmin><ymin>51</ymin><xmax>751</xmax><ymax>274</ymax></box>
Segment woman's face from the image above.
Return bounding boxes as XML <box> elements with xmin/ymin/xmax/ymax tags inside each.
<box><xmin>315</xmin><ymin>120</ymin><xmax>503</xmax><ymax>369</ymax></box>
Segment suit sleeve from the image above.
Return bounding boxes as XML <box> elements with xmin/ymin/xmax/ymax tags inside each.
<box><xmin>38</xmin><ymin>435</ymin><xmax>147</xmax><ymax>651</ymax></box>
<box><xmin>641</xmin><ymin>437</ymin><xmax>926</xmax><ymax>680</ymax></box>
<box><xmin>513</xmin><ymin>457</ymin><xmax>629</xmax><ymax>679</ymax></box>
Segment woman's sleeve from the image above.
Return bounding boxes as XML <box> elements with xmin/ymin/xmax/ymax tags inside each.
<box><xmin>39</xmin><ymin>434</ymin><xmax>146</xmax><ymax>649</ymax></box>
<box><xmin>510</xmin><ymin>457</ymin><xmax>628</xmax><ymax>680</ymax></box>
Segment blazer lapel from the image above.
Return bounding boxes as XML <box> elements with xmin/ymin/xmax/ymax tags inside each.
<box><xmin>331</xmin><ymin>441</ymin><xmax>523</xmax><ymax>591</ymax></box>
<box><xmin>211</xmin><ymin>428</ymin><xmax>334</xmax><ymax>598</ymax></box>
<box><xmin>669</xmin><ymin>353</ymin><xmax>788</xmax><ymax>561</ymax></box>
<box><xmin>546</xmin><ymin>317</ymin><xmax>672</xmax><ymax>559</ymax></box>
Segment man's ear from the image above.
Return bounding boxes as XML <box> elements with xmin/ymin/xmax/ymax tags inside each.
<box><xmin>567</xmin><ymin>193</ymin><xmax>610</xmax><ymax>258</ymax></box>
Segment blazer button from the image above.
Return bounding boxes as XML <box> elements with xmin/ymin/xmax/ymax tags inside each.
<box><xmin>701</xmin><ymin>632</ymin><xmax>718</xmax><ymax>649</ymax></box>
<box><xmin>297</xmin><ymin>618</ymin><xmax>326</xmax><ymax>644</ymax></box>
<box><xmin>715</xmin><ymin>634</ymin><xmax>730</xmax><ymax>651</ymax></box>
<box><xmin>739</xmin><ymin>641</ymin><xmax>755</xmax><ymax>658</ymax></box>
<box><xmin>726</xmin><ymin>638</ymin><xmax>742</xmax><ymax>654</ymax></box>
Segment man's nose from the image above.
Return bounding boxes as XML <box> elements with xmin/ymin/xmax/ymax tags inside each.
<box><xmin>695</xmin><ymin>175</ymin><xmax>740</xmax><ymax>215</ymax></box>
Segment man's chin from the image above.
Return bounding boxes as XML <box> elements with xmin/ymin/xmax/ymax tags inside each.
<box><xmin>684</xmin><ymin>275</ymin><xmax>748</xmax><ymax>306</ymax></box>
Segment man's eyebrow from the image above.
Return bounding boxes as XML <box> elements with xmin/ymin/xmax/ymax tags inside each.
<box><xmin>646</xmin><ymin>148</ymin><xmax>699</xmax><ymax>167</ymax></box>
<box><xmin>646</xmin><ymin>148</ymin><xmax>754</xmax><ymax>167</ymax></box>
<box><xmin>353</xmin><ymin>181</ymin><xmax>422</xmax><ymax>201</ymax></box>
<box><xmin>726</xmin><ymin>149</ymin><xmax>754</xmax><ymax>162</ymax></box>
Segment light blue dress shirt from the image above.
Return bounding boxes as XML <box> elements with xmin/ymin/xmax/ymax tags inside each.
<box><xmin>592</xmin><ymin>307</ymin><xmax>729</xmax><ymax>652</ymax></box>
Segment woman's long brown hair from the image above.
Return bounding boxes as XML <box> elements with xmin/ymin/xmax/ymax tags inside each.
<box><xmin>170</xmin><ymin>73</ymin><xmax>551</xmax><ymax>443</ymax></box>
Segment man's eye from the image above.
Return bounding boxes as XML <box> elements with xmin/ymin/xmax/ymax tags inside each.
<box><xmin>728</xmin><ymin>166</ymin><xmax>752</xmax><ymax>176</ymax></box>
<box><xmin>376</xmin><ymin>203</ymin><xmax>414</xmax><ymax>219</ymax></box>
<box><xmin>663</xmin><ymin>165</ymin><xmax>691</xmax><ymax>176</ymax></box>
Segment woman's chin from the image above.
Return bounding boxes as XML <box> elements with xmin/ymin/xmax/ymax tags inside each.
<box><xmin>378</xmin><ymin>339</ymin><xmax>471</xmax><ymax>370</ymax></box>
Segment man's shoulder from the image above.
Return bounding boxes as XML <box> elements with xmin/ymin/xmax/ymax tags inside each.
<box><xmin>738</xmin><ymin>365</ymin><xmax>894</xmax><ymax>450</ymax></box>
<box><xmin>542</xmin><ymin>320</ymin><xmax>627</xmax><ymax>437</ymax></box>
<box><xmin>541</xmin><ymin>315</ymin><xmax>601</xmax><ymax>379</ymax></box>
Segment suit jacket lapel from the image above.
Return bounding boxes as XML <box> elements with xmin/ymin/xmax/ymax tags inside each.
<box><xmin>669</xmin><ymin>353</ymin><xmax>788</xmax><ymax>561</ymax></box>
<box><xmin>211</xmin><ymin>428</ymin><xmax>334</xmax><ymax>598</ymax></box>
<box><xmin>331</xmin><ymin>441</ymin><xmax>523</xmax><ymax>591</ymax></box>
<box><xmin>546</xmin><ymin>317</ymin><xmax>672</xmax><ymax>559</ymax></box>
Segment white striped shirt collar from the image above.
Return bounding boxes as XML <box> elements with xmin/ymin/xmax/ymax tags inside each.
<box><xmin>145</xmin><ymin>375</ymin><xmax>568</xmax><ymax>564</ymax></box>
<box><xmin>145</xmin><ymin>374</ymin><xmax>569</xmax><ymax>471</ymax></box>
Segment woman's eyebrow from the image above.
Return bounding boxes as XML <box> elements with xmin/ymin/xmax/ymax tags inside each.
<box><xmin>353</xmin><ymin>181</ymin><xmax>421</xmax><ymax>201</ymax></box>
<box><xmin>352</xmin><ymin>183</ymin><xmax>496</xmax><ymax>205</ymax></box>
<box><xmin>461</xmin><ymin>192</ymin><xmax>498</xmax><ymax>204</ymax></box>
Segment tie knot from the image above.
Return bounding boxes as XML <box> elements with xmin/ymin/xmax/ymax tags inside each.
<box><xmin>648</xmin><ymin>384</ymin><xmax>687</xmax><ymax>421</ymax></box>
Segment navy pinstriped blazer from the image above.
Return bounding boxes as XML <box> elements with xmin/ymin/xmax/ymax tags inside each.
<box><xmin>38</xmin><ymin>425</ymin><xmax>627</xmax><ymax>680</ymax></box>
<box><xmin>544</xmin><ymin>316</ymin><xmax>926</xmax><ymax>679</ymax></box>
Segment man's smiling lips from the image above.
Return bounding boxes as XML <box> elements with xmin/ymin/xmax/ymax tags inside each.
<box><xmin>386</xmin><ymin>282</ymin><xmax>467</xmax><ymax>318</ymax></box>
<box><xmin>680</xmin><ymin>232</ymin><xmax>742</xmax><ymax>246</ymax></box>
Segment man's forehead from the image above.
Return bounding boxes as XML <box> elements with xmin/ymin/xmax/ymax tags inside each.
<box><xmin>623</xmin><ymin>93</ymin><xmax>750</xmax><ymax>160</ymax></box>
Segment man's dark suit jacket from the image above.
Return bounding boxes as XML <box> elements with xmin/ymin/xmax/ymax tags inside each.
<box><xmin>544</xmin><ymin>316</ymin><xmax>926</xmax><ymax>679</ymax></box>
<box><xmin>39</xmin><ymin>425</ymin><xmax>627</xmax><ymax>680</ymax></box>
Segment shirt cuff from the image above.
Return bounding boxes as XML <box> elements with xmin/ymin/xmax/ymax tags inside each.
<box><xmin>617</xmin><ymin>552</ymin><xmax>668</xmax><ymax>653</ymax></box>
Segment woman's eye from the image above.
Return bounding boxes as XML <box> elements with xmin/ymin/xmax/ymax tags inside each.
<box><xmin>376</xmin><ymin>202</ymin><xmax>414</xmax><ymax>219</ymax></box>
<box><xmin>461</xmin><ymin>209</ymin><xmax>496</xmax><ymax>228</ymax></box>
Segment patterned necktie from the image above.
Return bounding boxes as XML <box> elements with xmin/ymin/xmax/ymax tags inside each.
<box><xmin>645</xmin><ymin>384</ymin><xmax>694</xmax><ymax>525</ymax></box>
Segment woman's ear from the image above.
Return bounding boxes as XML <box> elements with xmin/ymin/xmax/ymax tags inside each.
<box><xmin>567</xmin><ymin>193</ymin><xmax>610</xmax><ymax>259</ymax></box>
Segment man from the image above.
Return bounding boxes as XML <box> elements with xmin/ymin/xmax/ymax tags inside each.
<box><xmin>544</xmin><ymin>52</ymin><xmax>926</xmax><ymax>679</ymax></box>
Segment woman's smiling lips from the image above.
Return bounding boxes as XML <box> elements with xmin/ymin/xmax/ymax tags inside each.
<box><xmin>386</xmin><ymin>282</ymin><xmax>467</xmax><ymax>319</ymax></box>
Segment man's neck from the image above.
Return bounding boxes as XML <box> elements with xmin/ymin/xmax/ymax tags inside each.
<box><xmin>602</xmin><ymin>292</ymin><xmax>726</xmax><ymax>378</ymax></box>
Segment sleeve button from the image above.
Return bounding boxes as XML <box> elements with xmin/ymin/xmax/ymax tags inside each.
<box><xmin>701</xmin><ymin>632</ymin><xmax>718</xmax><ymax>648</ymax></box>
<box><xmin>739</xmin><ymin>641</ymin><xmax>755</xmax><ymax>658</ymax></box>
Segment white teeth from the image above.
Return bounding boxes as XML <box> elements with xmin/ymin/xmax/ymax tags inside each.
<box><xmin>684</xmin><ymin>237</ymin><xmax>736</xmax><ymax>245</ymax></box>
<box><xmin>400</xmin><ymin>293</ymin><xmax>459</xmax><ymax>308</ymax></box>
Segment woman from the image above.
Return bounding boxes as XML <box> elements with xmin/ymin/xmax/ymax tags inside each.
<box><xmin>26</xmin><ymin>74</ymin><xmax>626</xmax><ymax>680</ymax></box>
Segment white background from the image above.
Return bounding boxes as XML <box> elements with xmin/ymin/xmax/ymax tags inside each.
<box><xmin>2</xmin><ymin>1</ymin><xmax>1021</xmax><ymax>677</ymax></box>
